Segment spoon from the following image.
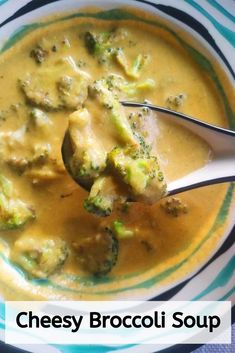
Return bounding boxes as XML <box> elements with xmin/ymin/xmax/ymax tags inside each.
<box><xmin>62</xmin><ymin>102</ymin><xmax>235</xmax><ymax>197</ymax></box>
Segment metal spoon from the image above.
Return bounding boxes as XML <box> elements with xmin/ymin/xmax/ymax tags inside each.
<box><xmin>62</xmin><ymin>102</ymin><xmax>235</xmax><ymax>197</ymax></box>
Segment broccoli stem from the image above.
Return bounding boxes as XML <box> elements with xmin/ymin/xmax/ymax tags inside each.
<box><xmin>90</xmin><ymin>80</ymin><xmax>138</xmax><ymax>146</ymax></box>
<box><xmin>83</xmin><ymin>176</ymin><xmax>114</xmax><ymax>217</ymax></box>
<box><xmin>68</xmin><ymin>108</ymin><xmax>107</xmax><ymax>182</ymax></box>
<box><xmin>113</xmin><ymin>220</ymin><xmax>134</xmax><ymax>239</ymax></box>
<box><xmin>121</xmin><ymin>78</ymin><xmax>155</xmax><ymax>96</ymax></box>
<box><xmin>115</xmin><ymin>50</ymin><xmax>147</xmax><ymax>79</ymax></box>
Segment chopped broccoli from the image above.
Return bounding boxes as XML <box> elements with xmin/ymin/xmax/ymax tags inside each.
<box><xmin>84</xmin><ymin>195</ymin><xmax>112</xmax><ymax>217</ymax></box>
<box><xmin>65</xmin><ymin>77</ymin><xmax>166</xmax><ymax>213</ymax></box>
<box><xmin>20</xmin><ymin>56</ymin><xmax>91</xmax><ymax>111</ymax></box>
<box><xmin>67</xmin><ymin>108</ymin><xmax>107</xmax><ymax>183</ymax></box>
<box><xmin>7</xmin><ymin>143</ymin><xmax>50</xmax><ymax>175</ymax></box>
<box><xmin>105</xmin><ymin>74</ymin><xmax>155</xmax><ymax>97</ymax></box>
<box><xmin>89</xmin><ymin>79</ymin><xmax>138</xmax><ymax>146</ymax></box>
<box><xmin>83</xmin><ymin>176</ymin><xmax>115</xmax><ymax>217</ymax></box>
<box><xmin>11</xmin><ymin>237</ymin><xmax>69</xmax><ymax>278</ymax></box>
<box><xmin>57</xmin><ymin>72</ymin><xmax>90</xmax><ymax>109</ymax></box>
<box><xmin>73</xmin><ymin>228</ymin><xmax>118</xmax><ymax>276</ymax></box>
<box><xmin>160</xmin><ymin>197</ymin><xmax>188</xmax><ymax>217</ymax></box>
<box><xmin>112</xmin><ymin>220</ymin><xmax>134</xmax><ymax>239</ymax></box>
<box><xmin>84</xmin><ymin>30</ymin><xmax>148</xmax><ymax>77</ymax></box>
<box><xmin>115</xmin><ymin>50</ymin><xmax>148</xmax><ymax>79</ymax></box>
<box><xmin>2</xmin><ymin>118</ymin><xmax>64</xmax><ymax>181</ymax></box>
<box><xmin>29</xmin><ymin>108</ymin><xmax>52</xmax><ymax>130</ymax></box>
<box><xmin>0</xmin><ymin>175</ymin><xmax>35</xmax><ymax>231</ymax></box>
<box><xmin>30</xmin><ymin>45</ymin><xmax>49</xmax><ymax>64</ymax></box>
<box><xmin>130</xmin><ymin>54</ymin><xmax>146</xmax><ymax>78</ymax></box>
<box><xmin>84</xmin><ymin>30</ymin><xmax>132</xmax><ymax>65</ymax></box>
<box><xmin>83</xmin><ymin>174</ymin><xmax>129</xmax><ymax>217</ymax></box>
<box><xmin>84</xmin><ymin>31</ymin><xmax>113</xmax><ymax>61</ymax></box>
<box><xmin>107</xmin><ymin>146</ymin><xmax>167</xmax><ymax>203</ymax></box>
<box><xmin>166</xmin><ymin>93</ymin><xmax>186</xmax><ymax>111</ymax></box>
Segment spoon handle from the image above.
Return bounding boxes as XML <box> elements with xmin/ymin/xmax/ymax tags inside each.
<box><xmin>167</xmin><ymin>160</ymin><xmax>235</xmax><ymax>195</ymax></box>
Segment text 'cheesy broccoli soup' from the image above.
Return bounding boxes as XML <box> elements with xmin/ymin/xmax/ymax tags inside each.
<box><xmin>0</xmin><ymin>10</ymin><xmax>231</xmax><ymax>299</ymax></box>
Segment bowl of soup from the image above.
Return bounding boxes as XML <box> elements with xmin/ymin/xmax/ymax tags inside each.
<box><xmin>0</xmin><ymin>0</ymin><xmax>234</xmax><ymax>351</ymax></box>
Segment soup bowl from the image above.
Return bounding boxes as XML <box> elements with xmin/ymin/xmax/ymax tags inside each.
<box><xmin>0</xmin><ymin>0</ymin><xmax>234</xmax><ymax>352</ymax></box>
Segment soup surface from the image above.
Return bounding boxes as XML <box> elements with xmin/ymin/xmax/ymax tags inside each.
<box><xmin>0</xmin><ymin>13</ymin><xmax>230</xmax><ymax>299</ymax></box>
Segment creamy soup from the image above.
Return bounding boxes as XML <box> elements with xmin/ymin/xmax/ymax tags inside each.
<box><xmin>0</xmin><ymin>12</ymin><xmax>230</xmax><ymax>299</ymax></box>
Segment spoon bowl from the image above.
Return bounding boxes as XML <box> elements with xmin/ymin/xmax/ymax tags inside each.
<box><xmin>62</xmin><ymin>131</ymin><xmax>93</xmax><ymax>191</ymax></box>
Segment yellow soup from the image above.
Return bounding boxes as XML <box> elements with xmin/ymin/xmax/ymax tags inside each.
<box><xmin>0</xmin><ymin>12</ymin><xmax>231</xmax><ymax>300</ymax></box>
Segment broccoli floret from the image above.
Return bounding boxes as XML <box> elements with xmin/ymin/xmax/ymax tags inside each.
<box><xmin>0</xmin><ymin>175</ymin><xmax>35</xmax><ymax>231</ymax></box>
<box><xmin>20</xmin><ymin>56</ymin><xmax>91</xmax><ymax>111</ymax></box>
<box><xmin>84</xmin><ymin>32</ymin><xmax>97</xmax><ymax>54</ymax></box>
<box><xmin>89</xmin><ymin>79</ymin><xmax>138</xmax><ymax>146</ymax></box>
<box><xmin>160</xmin><ymin>197</ymin><xmax>188</xmax><ymax>217</ymax></box>
<box><xmin>73</xmin><ymin>228</ymin><xmax>118</xmax><ymax>276</ymax></box>
<box><xmin>84</xmin><ymin>31</ymin><xmax>122</xmax><ymax>65</ymax></box>
<box><xmin>107</xmin><ymin>146</ymin><xmax>167</xmax><ymax>203</ymax></box>
<box><xmin>166</xmin><ymin>93</ymin><xmax>186</xmax><ymax>111</ymax></box>
<box><xmin>84</xmin><ymin>196</ymin><xmax>112</xmax><ymax>217</ymax></box>
<box><xmin>11</xmin><ymin>237</ymin><xmax>69</xmax><ymax>278</ymax></box>
<box><xmin>67</xmin><ymin>108</ymin><xmax>107</xmax><ymax>184</ymax></box>
<box><xmin>105</xmin><ymin>74</ymin><xmax>155</xmax><ymax>97</ymax></box>
<box><xmin>30</xmin><ymin>45</ymin><xmax>49</xmax><ymax>64</ymax></box>
<box><xmin>83</xmin><ymin>174</ymin><xmax>129</xmax><ymax>217</ymax></box>
<box><xmin>84</xmin><ymin>31</ymin><xmax>113</xmax><ymax>59</ymax></box>
<box><xmin>112</xmin><ymin>220</ymin><xmax>134</xmax><ymax>239</ymax></box>
<box><xmin>83</xmin><ymin>176</ymin><xmax>114</xmax><ymax>217</ymax></box>
<box><xmin>1</xmin><ymin>201</ymin><xmax>34</xmax><ymax>231</ymax></box>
